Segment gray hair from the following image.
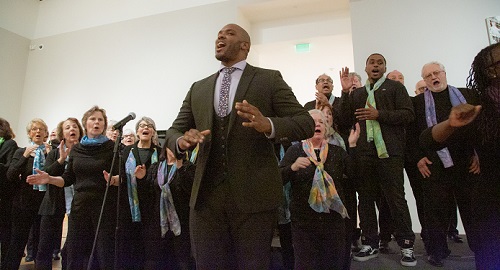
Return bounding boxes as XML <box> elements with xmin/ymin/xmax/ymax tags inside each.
<box><xmin>308</xmin><ymin>109</ymin><xmax>333</xmax><ymax>138</ymax></box>
<box><xmin>421</xmin><ymin>61</ymin><xmax>446</xmax><ymax>78</ymax></box>
<box><xmin>135</xmin><ymin>116</ymin><xmax>156</xmax><ymax>132</ymax></box>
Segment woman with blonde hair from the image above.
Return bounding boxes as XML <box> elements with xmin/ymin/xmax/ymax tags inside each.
<box><xmin>279</xmin><ymin>109</ymin><xmax>359</xmax><ymax>269</ymax></box>
<box><xmin>4</xmin><ymin>118</ymin><xmax>51</xmax><ymax>269</ymax></box>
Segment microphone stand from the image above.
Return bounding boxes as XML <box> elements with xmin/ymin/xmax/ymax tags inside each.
<box><xmin>87</xmin><ymin>128</ymin><xmax>123</xmax><ymax>270</ymax></box>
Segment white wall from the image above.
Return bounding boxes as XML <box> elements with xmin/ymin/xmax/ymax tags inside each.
<box><xmin>0</xmin><ymin>0</ymin><xmax>39</xmax><ymax>39</ymax></box>
<box><xmin>18</xmin><ymin>1</ymin><xmax>241</xmax><ymax>142</ymax></box>
<box><xmin>0</xmin><ymin>28</ymin><xmax>31</xmax><ymax>134</ymax></box>
<box><xmin>253</xmin><ymin>9</ymin><xmax>355</xmax><ymax>104</ymax></box>
<box><xmin>350</xmin><ymin>0</ymin><xmax>499</xmax><ymax>94</ymax></box>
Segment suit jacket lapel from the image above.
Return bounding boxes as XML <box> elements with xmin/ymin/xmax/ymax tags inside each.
<box><xmin>203</xmin><ymin>73</ymin><xmax>219</xmax><ymax>130</ymax></box>
<box><xmin>228</xmin><ymin>64</ymin><xmax>256</xmax><ymax>132</ymax></box>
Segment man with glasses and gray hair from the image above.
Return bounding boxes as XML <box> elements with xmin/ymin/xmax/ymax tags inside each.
<box><xmin>406</xmin><ymin>61</ymin><xmax>480</xmax><ymax>267</ymax></box>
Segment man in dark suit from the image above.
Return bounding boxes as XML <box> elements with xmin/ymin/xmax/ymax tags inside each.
<box><xmin>165</xmin><ymin>23</ymin><xmax>314</xmax><ymax>269</ymax></box>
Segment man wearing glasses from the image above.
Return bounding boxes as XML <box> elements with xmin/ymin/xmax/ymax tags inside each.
<box><xmin>304</xmin><ymin>74</ymin><xmax>339</xmax><ymax>111</ymax></box>
<box><xmin>407</xmin><ymin>61</ymin><xmax>479</xmax><ymax>267</ymax></box>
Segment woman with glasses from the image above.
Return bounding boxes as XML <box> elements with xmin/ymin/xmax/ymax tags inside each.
<box><xmin>27</xmin><ymin>106</ymin><xmax>119</xmax><ymax>269</ymax></box>
<box><xmin>117</xmin><ymin>116</ymin><xmax>163</xmax><ymax>269</ymax></box>
<box><xmin>0</xmin><ymin>118</ymin><xmax>18</xmax><ymax>263</ymax></box>
<box><xmin>4</xmin><ymin>118</ymin><xmax>51</xmax><ymax>269</ymax></box>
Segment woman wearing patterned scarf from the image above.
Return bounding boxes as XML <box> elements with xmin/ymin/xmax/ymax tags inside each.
<box><xmin>4</xmin><ymin>118</ymin><xmax>51</xmax><ymax>269</ymax></box>
<box><xmin>150</xmin><ymin>144</ymin><xmax>195</xmax><ymax>270</ymax></box>
<box><xmin>0</xmin><ymin>118</ymin><xmax>18</xmax><ymax>263</ymax></box>
<box><xmin>35</xmin><ymin>117</ymin><xmax>83</xmax><ymax>270</ymax></box>
<box><xmin>27</xmin><ymin>106</ymin><xmax>119</xmax><ymax>269</ymax></box>
<box><xmin>117</xmin><ymin>116</ymin><xmax>163</xmax><ymax>269</ymax></box>
<box><xmin>279</xmin><ymin>109</ymin><xmax>359</xmax><ymax>270</ymax></box>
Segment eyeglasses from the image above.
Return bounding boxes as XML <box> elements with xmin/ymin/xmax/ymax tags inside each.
<box><xmin>423</xmin><ymin>70</ymin><xmax>444</xmax><ymax>80</ymax></box>
<box><xmin>317</xmin><ymin>78</ymin><xmax>333</xmax><ymax>84</ymax></box>
<box><xmin>138</xmin><ymin>123</ymin><xmax>154</xmax><ymax>129</ymax></box>
<box><xmin>30</xmin><ymin>127</ymin><xmax>45</xmax><ymax>132</ymax></box>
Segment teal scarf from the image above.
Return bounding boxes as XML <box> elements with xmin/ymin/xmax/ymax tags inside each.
<box><xmin>329</xmin><ymin>131</ymin><xmax>346</xmax><ymax>151</ymax></box>
<box><xmin>125</xmin><ymin>148</ymin><xmax>158</xmax><ymax>222</ymax></box>
<box><xmin>80</xmin><ymin>135</ymin><xmax>108</xmax><ymax>146</ymax></box>
<box><xmin>32</xmin><ymin>143</ymin><xmax>46</xmax><ymax>191</ymax></box>
<box><xmin>190</xmin><ymin>144</ymin><xmax>199</xmax><ymax>163</ymax></box>
<box><xmin>365</xmin><ymin>77</ymin><xmax>389</xmax><ymax>158</ymax></box>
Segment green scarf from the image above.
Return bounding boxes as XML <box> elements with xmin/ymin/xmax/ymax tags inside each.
<box><xmin>0</xmin><ymin>137</ymin><xmax>4</xmax><ymax>147</ymax></box>
<box><xmin>365</xmin><ymin>76</ymin><xmax>389</xmax><ymax>158</ymax></box>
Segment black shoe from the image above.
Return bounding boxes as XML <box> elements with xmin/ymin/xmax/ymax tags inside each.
<box><xmin>379</xmin><ymin>240</ymin><xmax>391</xmax><ymax>253</ymax></box>
<box><xmin>448</xmin><ymin>233</ymin><xmax>463</xmax><ymax>243</ymax></box>
<box><xmin>400</xmin><ymin>247</ymin><xmax>417</xmax><ymax>267</ymax></box>
<box><xmin>25</xmin><ymin>255</ymin><xmax>34</xmax><ymax>262</ymax></box>
<box><xmin>351</xmin><ymin>239</ymin><xmax>361</xmax><ymax>252</ymax></box>
<box><xmin>52</xmin><ymin>252</ymin><xmax>61</xmax><ymax>260</ymax></box>
<box><xmin>428</xmin><ymin>255</ymin><xmax>443</xmax><ymax>267</ymax></box>
<box><xmin>353</xmin><ymin>245</ymin><xmax>379</xmax><ymax>262</ymax></box>
<box><xmin>443</xmin><ymin>248</ymin><xmax>451</xmax><ymax>259</ymax></box>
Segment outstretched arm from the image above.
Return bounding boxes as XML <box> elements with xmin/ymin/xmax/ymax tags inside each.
<box><xmin>431</xmin><ymin>104</ymin><xmax>481</xmax><ymax>143</ymax></box>
<box><xmin>26</xmin><ymin>169</ymin><xmax>65</xmax><ymax>187</ymax></box>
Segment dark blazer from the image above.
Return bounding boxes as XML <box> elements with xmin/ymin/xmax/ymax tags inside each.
<box><xmin>408</xmin><ymin>87</ymin><xmax>479</xmax><ymax>168</ymax></box>
<box><xmin>38</xmin><ymin>148</ymin><xmax>66</xmax><ymax>216</ymax></box>
<box><xmin>0</xmin><ymin>139</ymin><xmax>18</xmax><ymax>197</ymax></box>
<box><xmin>339</xmin><ymin>79</ymin><xmax>414</xmax><ymax>157</ymax></box>
<box><xmin>166</xmin><ymin>64</ymin><xmax>314</xmax><ymax>213</ymax></box>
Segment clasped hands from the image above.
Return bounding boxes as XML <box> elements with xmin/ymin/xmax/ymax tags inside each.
<box><xmin>178</xmin><ymin>100</ymin><xmax>271</xmax><ymax>151</ymax></box>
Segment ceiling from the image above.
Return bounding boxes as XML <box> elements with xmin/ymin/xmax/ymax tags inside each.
<box><xmin>239</xmin><ymin>0</ymin><xmax>350</xmax><ymax>23</ymax></box>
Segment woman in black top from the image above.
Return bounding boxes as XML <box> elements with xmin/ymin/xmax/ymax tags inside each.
<box><xmin>35</xmin><ymin>117</ymin><xmax>83</xmax><ymax>270</ymax></box>
<box><xmin>0</xmin><ymin>118</ymin><xmax>18</xmax><ymax>263</ymax></box>
<box><xmin>118</xmin><ymin>116</ymin><xmax>162</xmax><ymax>269</ymax></box>
<box><xmin>28</xmin><ymin>106</ymin><xmax>119</xmax><ymax>269</ymax></box>
<box><xmin>4</xmin><ymin>118</ymin><xmax>51</xmax><ymax>270</ymax></box>
<box><xmin>279</xmin><ymin>109</ymin><xmax>359</xmax><ymax>270</ymax></box>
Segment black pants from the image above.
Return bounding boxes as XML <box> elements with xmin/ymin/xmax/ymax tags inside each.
<box><xmin>422</xmin><ymin>163</ymin><xmax>476</xmax><ymax>259</ymax></box>
<box><xmin>404</xmin><ymin>160</ymin><xmax>427</xmax><ymax>239</ymax></box>
<box><xmin>292</xmin><ymin>216</ymin><xmax>346</xmax><ymax>270</ymax></box>
<box><xmin>65</xmin><ymin>192</ymin><xmax>116</xmax><ymax>270</ymax></box>
<box><xmin>376</xmin><ymin>190</ymin><xmax>394</xmax><ymax>243</ymax></box>
<box><xmin>342</xmin><ymin>175</ymin><xmax>359</xmax><ymax>243</ymax></box>
<box><xmin>190</xmin><ymin>180</ymin><xmax>276</xmax><ymax>270</ymax></box>
<box><xmin>357</xmin><ymin>155</ymin><xmax>415</xmax><ymax>248</ymax></box>
<box><xmin>277</xmin><ymin>222</ymin><xmax>294</xmax><ymax>270</ymax></box>
<box><xmin>36</xmin><ymin>213</ymin><xmax>65</xmax><ymax>270</ymax></box>
<box><xmin>1</xmin><ymin>207</ymin><xmax>40</xmax><ymax>270</ymax></box>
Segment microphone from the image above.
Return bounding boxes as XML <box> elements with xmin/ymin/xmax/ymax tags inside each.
<box><xmin>112</xmin><ymin>112</ymin><xmax>136</xmax><ymax>130</ymax></box>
